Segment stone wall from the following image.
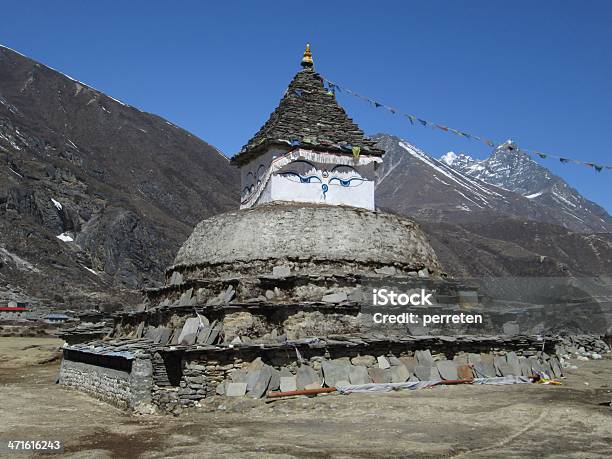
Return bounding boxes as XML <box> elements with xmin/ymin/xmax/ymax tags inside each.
<box><xmin>150</xmin><ymin>337</ymin><xmax>562</xmax><ymax>412</ymax></box>
<box><xmin>59</xmin><ymin>352</ymin><xmax>153</xmax><ymax>413</ymax></box>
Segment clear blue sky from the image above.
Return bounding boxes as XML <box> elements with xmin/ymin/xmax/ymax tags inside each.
<box><xmin>2</xmin><ymin>1</ymin><xmax>611</xmax><ymax>212</ymax></box>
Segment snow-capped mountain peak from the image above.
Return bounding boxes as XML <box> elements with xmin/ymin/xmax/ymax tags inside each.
<box><xmin>440</xmin><ymin>139</ymin><xmax>611</xmax><ymax>232</ymax></box>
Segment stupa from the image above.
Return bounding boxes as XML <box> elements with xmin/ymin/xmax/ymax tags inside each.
<box><xmin>58</xmin><ymin>46</ymin><xmax>562</xmax><ymax>413</ymax></box>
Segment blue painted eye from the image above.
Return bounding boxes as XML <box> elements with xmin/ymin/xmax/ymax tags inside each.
<box><xmin>329</xmin><ymin>177</ymin><xmax>365</xmax><ymax>187</ymax></box>
<box><xmin>300</xmin><ymin>175</ymin><xmax>321</xmax><ymax>184</ymax></box>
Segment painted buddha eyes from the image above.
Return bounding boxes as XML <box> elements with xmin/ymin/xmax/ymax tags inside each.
<box><xmin>279</xmin><ymin>161</ymin><xmax>365</xmax><ymax>187</ymax></box>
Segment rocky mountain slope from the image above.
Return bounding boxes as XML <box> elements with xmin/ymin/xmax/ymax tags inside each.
<box><xmin>0</xmin><ymin>45</ymin><xmax>238</xmax><ymax>311</ymax></box>
<box><xmin>440</xmin><ymin>141</ymin><xmax>611</xmax><ymax>233</ymax></box>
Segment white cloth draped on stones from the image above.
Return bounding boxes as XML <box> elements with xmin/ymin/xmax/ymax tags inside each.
<box><xmin>335</xmin><ymin>376</ymin><xmax>532</xmax><ymax>394</ymax></box>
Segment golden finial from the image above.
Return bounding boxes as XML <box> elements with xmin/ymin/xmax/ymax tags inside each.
<box><xmin>301</xmin><ymin>43</ymin><xmax>314</xmax><ymax>68</ymax></box>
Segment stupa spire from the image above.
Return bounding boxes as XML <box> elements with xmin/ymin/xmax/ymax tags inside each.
<box><xmin>301</xmin><ymin>43</ymin><xmax>314</xmax><ymax>69</ymax></box>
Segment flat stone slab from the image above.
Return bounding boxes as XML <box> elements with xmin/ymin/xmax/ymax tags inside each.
<box><xmin>322</xmin><ymin>360</ymin><xmax>351</xmax><ymax>387</ymax></box>
<box><xmin>390</xmin><ymin>364</ymin><xmax>410</xmax><ymax>383</ymax></box>
<box><xmin>135</xmin><ymin>322</ymin><xmax>145</xmax><ymax>338</ymax></box>
<box><xmin>415</xmin><ymin>350</ymin><xmax>433</xmax><ymax>365</ymax></box>
<box><xmin>519</xmin><ymin>358</ymin><xmax>532</xmax><ymax>377</ymax></box>
<box><xmin>322</xmin><ymin>292</ymin><xmax>348</xmax><ymax>304</ymax></box>
<box><xmin>280</xmin><ymin>367</ymin><xmax>293</xmax><ymax>377</ymax></box>
<box><xmin>377</xmin><ymin>356</ymin><xmax>391</xmax><ymax>369</ymax></box>
<box><xmin>231</xmin><ymin>369</ymin><xmax>248</xmax><ymax>383</ymax></box>
<box><xmin>157</xmin><ymin>328</ymin><xmax>172</xmax><ymax>345</ymax></box>
<box><xmin>549</xmin><ymin>357</ymin><xmax>563</xmax><ymax>378</ymax></box>
<box><xmin>216</xmin><ymin>382</ymin><xmax>225</xmax><ymax>395</ymax></box>
<box><xmin>414</xmin><ymin>365</ymin><xmax>433</xmax><ymax>381</ymax></box>
<box><xmin>368</xmin><ymin>367</ymin><xmax>391</xmax><ymax>384</ymax></box>
<box><xmin>296</xmin><ymin>365</ymin><xmax>321</xmax><ymax>390</ymax></box>
<box><xmin>269</xmin><ymin>368</ymin><xmax>281</xmax><ymax>391</ymax></box>
<box><xmin>474</xmin><ymin>361</ymin><xmax>496</xmax><ymax>378</ymax></box>
<box><xmin>437</xmin><ymin>360</ymin><xmax>458</xmax><ymax>380</ymax></box>
<box><xmin>457</xmin><ymin>364</ymin><xmax>474</xmax><ymax>380</ymax></box>
<box><xmin>272</xmin><ymin>266</ymin><xmax>291</xmax><ymax>277</ymax></box>
<box><xmin>205</xmin><ymin>325</ymin><xmax>222</xmax><ymax>345</ymax></box>
<box><xmin>399</xmin><ymin>356</ymin><xmax>417</xmax><ymax>373</ymax></box>
<box><xmin>226</xmin><ymin>382</ymin><xmax>247</xmax><ymax>397</ymax></box>
<box><xmin>351</xmin><ymin>355</ymin><xmax>376</xmax><ymax>367</ymax></box>
<box><xmin>280</xmin><ymin>376</ymin><xmax>297</xmax><ymax>392</ymax></box>
<box><xmin>195</xmin><ymin>325</ymin><xmax>211</xmax><ymax>344</ymax></box>
<box><xmin>178</xmin><ymin>318</ymin><xmax>201</xmax><ymax>345</ymax></box>
<box><xmin>248</xmin><ymin>365</ymin><xmax>273</xmax><ymax>398</ymax></box>
<box><xmin>246</xmin><ymin>369</ymin><xmax>261</xmax><ymax>391</ymax></box>
<box><xmin>349</xmin><ymin>365</ymin><xmax>370</xmax><ymax>385</ymax></box>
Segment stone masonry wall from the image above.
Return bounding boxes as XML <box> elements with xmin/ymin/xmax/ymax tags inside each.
<box><xmin>60</xmin><ymin>354</ymin><xmax>153</xmax><ymax>413</ymax></box>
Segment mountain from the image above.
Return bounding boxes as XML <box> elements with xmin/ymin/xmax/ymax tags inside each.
<box><xmin>375</xmin><ymin>134</ymin><xmax>562</xmax><ymax>226</ymax></box>
<box><xmin>374</xmin><ymin>134</ymin><xmax>612</xmax><ymax>279</ymax></box>
<box><xmin>440</xmin><ymin>140</ymin><xmax>612</xmax><ymax>233</ymax></box>
<box><xmin>0</xmin><ymin>45</ymin><xmax>239</xmax><ymax>311</ymax></box>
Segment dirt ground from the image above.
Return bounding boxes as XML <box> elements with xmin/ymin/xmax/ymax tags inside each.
<box><xmin>0</xmin><ymin>337</ymin><xmax>610</xmax><ymax>458</ymax></box>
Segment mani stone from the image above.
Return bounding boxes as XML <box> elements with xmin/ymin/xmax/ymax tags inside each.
<box><xmin>170</xmin><ymin>271</ymin><xmax>183</xmax><ymax>285</ymax></box>
<box><xmin>196</xmin><ymin>325</ymin><xmax>211</xmax><ymax>344</ymax></box>
<box><xmin>226</xmin><ymin>382</ymin><xmax>248</xmax><ymax>397</ymax></box>
<box><xmin>322</xmin><ymin>360</ymin><xmax>351</xmax><ymax>387</ymax></box>
<box><xmin>368</xmin><ymin>368</ymin><xmax>391</xmax><ymax>384</ymax></box>
<box><xmin>506</xmin><ymin>352</ymin><xmax>521</xmax><ymax>376</ymax></box>
<box><xmin>519</xmin><ymin>358</ymin><xmax>533</xmax><ymax>377</ymax></box>
<box><xmin>414</xmin><ymin>365</ymin><xmax>432</xmax><ymax>381</ymax></box>
<box><xmin>550</xmin><ymin>357</ymin><xmax>563</xmax><ymax>378</ymax></box>
<box><xmin>474</xmin><ymin>362</ymin><xmax>496</xmax><ymax>378</ymax></box>
<box><xmin>296</xmin><ymin>365</ymin><xmax>321</xmax><ymax>390</ymax></box>
<box><xmin>248</xmin><ymin>357</ymin><xmax>265</xmax><ymax>371</ymax></box>
<box><xmin>322</xmin><ymin>292</ymin><xmax>348</xmax><ymax>304</ymax></box>
<box><xmin>205</xmin><ymin>325</ymin><xmax>222</xmax><ymax>345</ymax></box>
<box><xmin>349</xmin><ymin>366</ymin><xmax>370</xmax><ymax>385</ymax></box>
<box><xmin>178</xmin><ymin>288</ymin><xmax>196</xmax><ymax>306</ymax></box>
<box><xmin>377</xmin><ymin>356</ymin><xmax>391</xmax><ymax>369</ymax></box>
<box><xmin>157</xmin><ymin>327</ymin><xmax>172</xmax><ymax>345</ymax></box>
<box><xmin>279</xmin><ymin>367</ymin><xmax>293</xmax><ymax>377</ymax></box>
<box><xmin>375</xmin><ymin>266</ymin><xmax>397</xmax><ymax>276</ymax></box>
<box><xmin>457</xmin><ymin>364</ymin><xmax>474</xmax><ymax>380</ymax></box>
<box><xmin>280</xmin><ymin>376</ymin><xmax>297</xmax><ymax>392</ymax></box>
<box><xmin>248</xmin><ymin>365</ymin><xmax>273</xmax><ymax>398</ymax></box>
<box><xmin>178</xmin><ymin>318</ymin><xmax>201</xmax><ymax>345</ymax></box>
<box><xmin>437</xmin><ymin>360</ymin><xmax>459</xmax><ymax>380</ymax></box>
<box><xmin>216</xmin><ymin>382</ymin><xmax>225</xmax><ymax>395</ymax></box>
<box><xmin>231</xmin><ymin>369</ymin><xmax>248</xmax><ymax>383</ymax></box>
<box><xmin>390</xmin><ymin>364</ymin><xmax>410</xmax><ymax>383</ymax></box>
<box><xmin>351</xmin><ymin>355</ymin><xmax>376</xmax><ymax>367</ymax></box>
<box><xmin>135</xmin><ymin>322</ymin><xmax>145</xmax><ymax>338</ymax></box>
<box><xmin>269</xmin><ymin>368</ymin><xmax>281</xmax><ymax>391</ymax></box>
<box><xmin>272</xmin><ymin>265</ymin><xmax>291</xmax><ymax>277</ymax></box>
<box><xmin>399</xmin><ymin>356</ymin><xmax>417</xmax><ymax>373</ymax></box>
<box><xmin>415</xmin><ymin>350</ymin><xmax>433</xmax><ymax>365</ymax></box>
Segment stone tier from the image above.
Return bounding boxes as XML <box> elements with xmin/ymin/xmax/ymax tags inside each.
<box><xmin>165</xmin><ymin>204</ymin><xmax>442</xmax><ymax>282</ymax></box>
